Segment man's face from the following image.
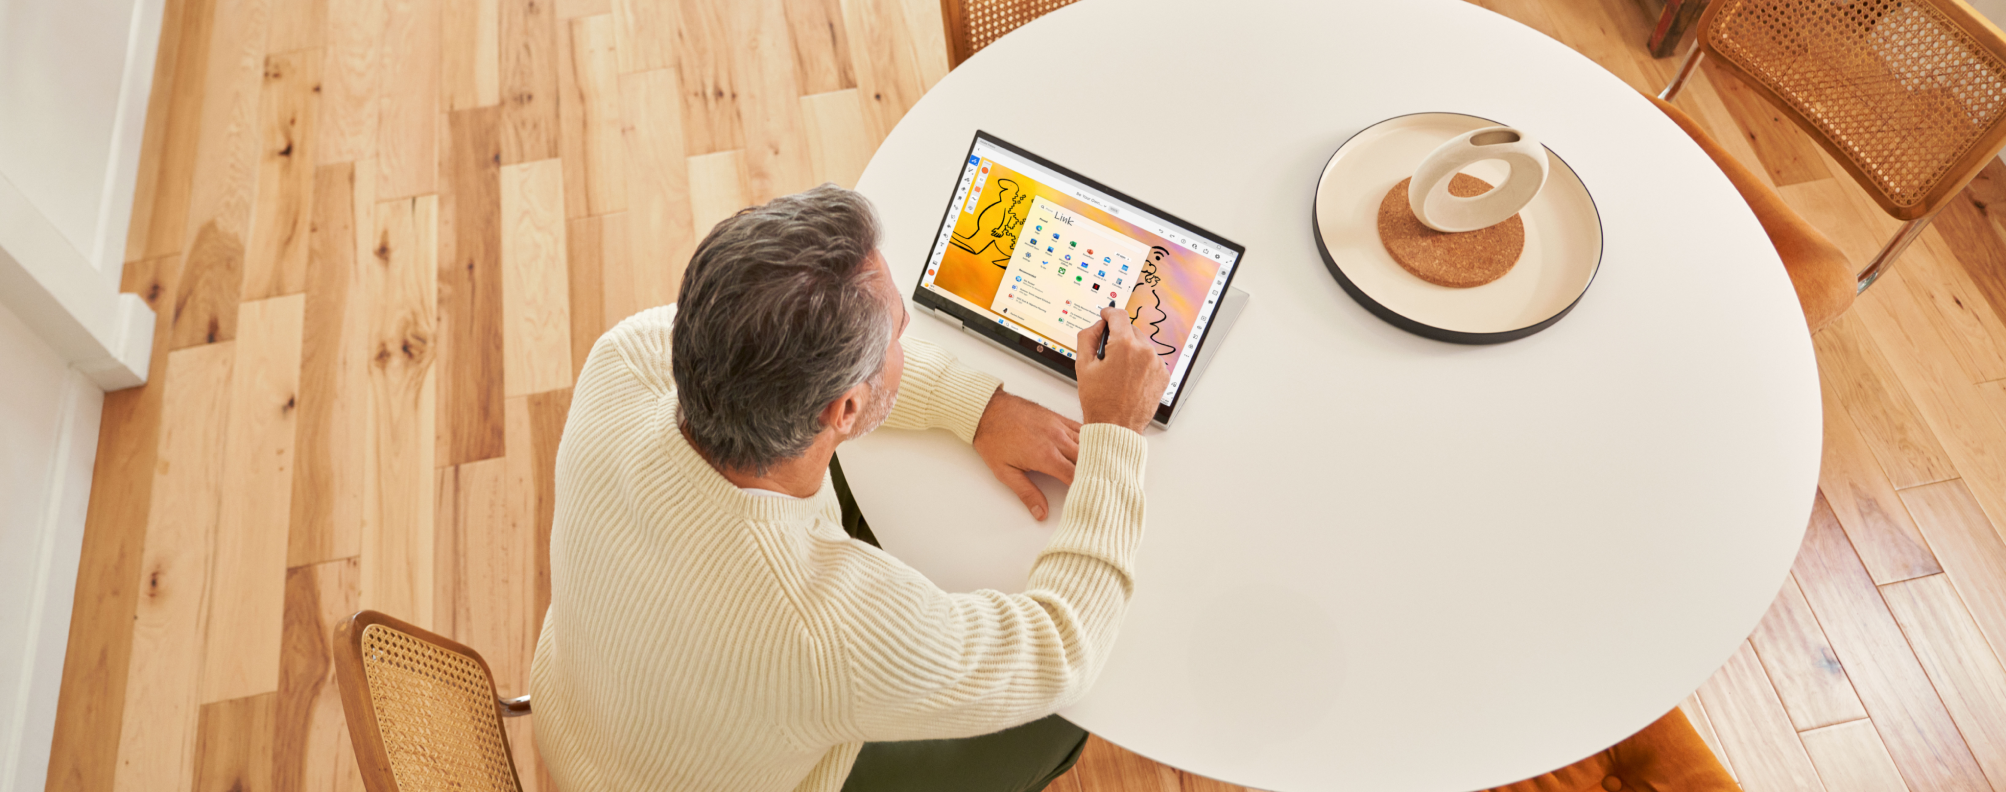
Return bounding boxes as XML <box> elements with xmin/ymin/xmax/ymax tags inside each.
<box><xmin>845</xmin><ymin>252</ymin><xmax>907</xmax><ymax>440</ymax></box>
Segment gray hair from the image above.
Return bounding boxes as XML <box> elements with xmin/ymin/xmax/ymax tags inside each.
<box><xmin>672</xmin><ymin>184</ymin><xmax>895</xmax><ymax>474</ymax></box>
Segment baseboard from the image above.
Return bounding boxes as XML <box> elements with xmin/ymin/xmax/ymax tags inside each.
<box><xmin>0</xmin><ymin>369</ymin><xmax>104</xmax><ymax>792</ymax></box>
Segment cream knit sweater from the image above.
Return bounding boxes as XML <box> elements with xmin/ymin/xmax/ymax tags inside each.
<box><xmin>529</xmin><ymin>305</ymin><xmax>1149</xmax><ymax>792</ymax></box>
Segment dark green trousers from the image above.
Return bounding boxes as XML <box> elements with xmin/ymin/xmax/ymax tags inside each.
<box><xmin>829</xmin><ymin>454</ymin><xmax>1090</xmax><ymax>792</ymax></box>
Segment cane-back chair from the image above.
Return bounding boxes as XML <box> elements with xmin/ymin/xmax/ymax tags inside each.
<box><xmin>1660</xmin><ymin>0</ymin><xmax>2006</xmax><ymax>292</ymax></box>
<box><xmin>333</xmin><ymin>610</ymin><xmax>534</xmax><ymax>792</ymax></box>
<box><xmin>940</xmin><ymin>0</ymin><xmax>1080</xmax><ymax>68</ymax></box>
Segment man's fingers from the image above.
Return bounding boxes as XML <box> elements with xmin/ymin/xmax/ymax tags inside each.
<box><xmin>1057</xmin><ymin>430</ymin><xmax>1079</xmax><ymax>463</ymax></box>
<box><xmin>998</xmin><ymin>466</ymin><xmax>1049</xmax><ymax>521</ymax></box>
<box><xmin>1075</xmin><ymin>315</ymin><xmax>1109</xmax><ymax>361</ymax></box>
<box><xmin>1044</xmin><ymin>453</ymin><xmax>1077</xmax><ymax>486</ymax></box>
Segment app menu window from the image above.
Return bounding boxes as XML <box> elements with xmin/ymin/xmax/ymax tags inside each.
<box><xmin>990</xmin><ymin>196</ymin><xmax>1147</xmax><ymax>350</ymax></box>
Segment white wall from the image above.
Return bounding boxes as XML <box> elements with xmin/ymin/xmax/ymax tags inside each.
<box><xmin>0</xmin><ymin>0</ymin><xmax>162</xmax><ymax>392</ymax></box>
<box><xmin>0</xmin><ymin>300</ymin><xmax>103</xmax><ymax>792</ymax></box>
<box><xmin>0</xmin><ymin>0</ymin><xmax>163</xmax><ymax>787</ymax></box>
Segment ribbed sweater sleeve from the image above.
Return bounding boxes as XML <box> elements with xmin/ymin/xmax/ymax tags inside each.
<box><xmin>834</xmin><ymin>424</ymin><xmax>1147</xmax><ymax>741</ymax></box>
<box><xmin>883</xmin><ymin>336</ymin><xmax>1001</xmax><ymax>443</ymax></box>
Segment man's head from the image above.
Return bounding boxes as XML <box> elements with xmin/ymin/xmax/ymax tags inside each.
<box><xmin>672</xmin><ymin>185</ymin><xmax>908</xmax><ymax>475</ymax></box>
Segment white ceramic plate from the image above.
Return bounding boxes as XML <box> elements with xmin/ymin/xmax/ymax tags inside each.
<box><xmin>1313</xmin><ymin>112</ymin><xmax>1603</xmax><ymax>343</ymax></box>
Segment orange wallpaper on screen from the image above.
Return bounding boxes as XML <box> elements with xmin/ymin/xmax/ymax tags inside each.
<box><xmin>931</xmin><ymin>158</ymin><xmax>1221</xmax><ymax>367</ymax></box>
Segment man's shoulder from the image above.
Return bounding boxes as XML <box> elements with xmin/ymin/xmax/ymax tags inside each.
<box><xmin>582</xmin><ymin>304</ymin><xmax>679</xmax><ymax>396</ymax></box>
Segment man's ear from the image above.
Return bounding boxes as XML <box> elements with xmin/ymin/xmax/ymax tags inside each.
<box><xmin>820</xmin><ymin>381</ymin><xmax>871</xmax><ymax>436</ymax></box>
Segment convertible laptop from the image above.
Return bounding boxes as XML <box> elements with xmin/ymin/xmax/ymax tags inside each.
<box><xmin>912</xmin><ymin>132</ymin><xmax>1244</xmax><ymax>426</ymax></box>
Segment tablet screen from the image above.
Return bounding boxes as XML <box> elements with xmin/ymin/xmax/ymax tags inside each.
<box><xmin>912</xmin><ymin>132</ymin><xmax>1243</xmax><ymax>425</ymax></box>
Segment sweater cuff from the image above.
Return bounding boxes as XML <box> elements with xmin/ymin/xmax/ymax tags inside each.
<box><xmin>930</xmin><ymin>361</ymin><xmax>1002</xmax><ymax>444</ymax></box>
<box><xmin>1037</xmin><ymin>424</ymin><xmax>1148</xmax><ymax>574</ymax></box>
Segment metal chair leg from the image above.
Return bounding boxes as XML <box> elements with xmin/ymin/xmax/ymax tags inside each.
<box><xmin>1660</xmin><ymin>44</ymin><xmax>1706</xmax><ymax>101</ymax></box>
<box><xmin>1856</xmin><ymin>214</ymin><xmax>1939</xmax><ymax>294</ymax></box>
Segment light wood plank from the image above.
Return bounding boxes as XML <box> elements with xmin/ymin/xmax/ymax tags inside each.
<box><xmin>289</xmin><ymin>163</ymin><xmax>373</xmax><ymax>567</ymax></box>
<box><xmin>558</xmin><ymin>14</ymin><xmax>628</xmax><ymax>217</ymax></box>
<box><xmin>440</xmin><ymin>107</ymin><xmax>508</xmax><ymax>464</ymax></box>
<box><xmin>521</xmin><ymin>389</ymin><xmax>570</xmax><ymax>792</ymax></box>
<box><xmin>1811</xmin><ymin>312</ymin><xmax>1959</xmax><ymax>489</ymax></box>
<box><xmin>1900</xmin><ymin>481</ymin><xmax>2006</xmax><ymax>678</ymax></box>
<box><xmin>671</xmin><ymin>0</ymin><xmax>746</xmax><ymax>157</ymax></box>
<box><xmin>726</xmin><ymin>0</ymin><xmax>812</xmax><ymax>202</ymax></box>
<box><xmin>501</xmin><ymin>0</ymin><xmax>561</xmax><ymax>163</ymax></box>
<box><xmin>172</xmin><ymin>0</ymin><xmax>278</xmax><ymax>350</ymax></box>
<box><xmin>190</xmin><ymin>692</ymin><xmax>277</xmax><ymax>792</ymax></box>
<box><xmin>1882</xmin><ymin>573</ymin><xmax>2006</xmax><ymax>789</ymax></box>
<box><xmin>129</xmin><ymin>0</ymin><xmax>210</xmax><ymax>262</ymax></box>
<box><xmin>201</xmin><ymin>295</ymin><xmax>308</xmax><ymax>703</ymax></box>
<box><xmin>1987</xmin><ymin>378</ymin><xmax>2006</xmax><ymax>435</ymax></box>
<box><xmin>1792</xmin><ymin>493</ymin><xmax>1993</xmax><ymax>792</ymax></box>
<box><xmin>500</xmin><ymin>159</ymin><xmax>575</xmax><ymax>396</ymax></box>
<box><xmin>442</xmin><ymin>0</ymin><xmax>501</xmax><ymax>110</ymax></box>
<box><xmin>46</xmin><ymin>253</ymin><xmax>186</xmax><ymax>792</ymax></box>
<box><xmin>273</xmin><ymin>559</ymin><xmax>363</xmax><ymax>792</ymax></box>
<box><xmin>1678</xmin><ymin>691</ymin><xmax>1737</xmax><ymax>782</ymax></box>
<box><xmin>800</xmin><ymin>89</ymin><xmax>873</xmax><ymax>189</ymax></box>
<box><xmin>1800</xmin><ymin>719</ymin><xmax>1910</xmax><ymax>792</ymax></box>
<box><xmin>1900</xmin><ymin>226</ymin><xmax>2006</xmax><ymax>386</ymax></box>
<box><xmin>268</xmin><ymin>0</ymin><xmax>326</xmax><ymax>53</ymax></box>
<box><xmin>785</xmin><ymin>0</ymin><xmax>855</xmax><ymax>95</ymax></box>
<box><xmin>375</xmin><ymin>0</ymin><xmax>440</xmax><ymax>199</ymax></box>
<box><xmin>525</xmin><ymin>388</ymin><xmax>570</xmax><ymax>624</ymax></box>
<box><xmin>608</xmin><ymin>0</ymin><xmax>678</xmax><ymax>74</ymax></box>
<box><xmin>895</xmin><ymin>0</ymin><xmax>949</xmax><ymax>92</ymax></box>
<box><xmin>565</xmin><ymin>214</ymin><xmax>607</xmax><ymax>377</ymax></box>
<box><xmin>244</xmin><ymin>49</ymin><xmax>321</xmax><ymax>301</ymax></box>
<box><xmin>1748</xmin><ymin>575</ymin><xmax>1869</xmax><ymax>731</ymax></box>
<box><xmin>112</xmin><ymin>342</ymin><xmax>236</xmax><ymax>792</ymax></box>
<box><xmin>1697</xmin><ymin>639</ymin><xmax>1827</xmax><ymax>792</ymax></box>
<box><xmin>585</xmin><ymin>211</ymin><xmax>643</xmax><ymax>328</ymax></box>
<box><xmin>1817</xmin><ymin>368</ymin><xmax>1941</xmax><ymax>584</ymax></box>
<box><xmin>1936</xmin><ymin>159</ymin><xmax>2006</xmax><ymax>346</ymax></box>
<box><xmin>316</xmin><ymin>0</ymin><xmax>383</xmax><ymax>163</ymax></box>
<box><xmin>556</xmin><ymin>0</ymin><xmax>607</xmax><ymax>18</ymax></box>
<box><xmin>686</xmin><ymin>149</ymin><xmax>749</xmax><ymax>239</ymax></box>
<box><xmin>440</xmin><ymin>456</ymin><xmax>532</xmax><ymax>694</ymax></box>
<box><xmin>360</xmin><ymin>195</ymin><xmax>440</xmax><ymax>627</ymax></box>
<box><xmin>619</xmin><ymin>68</ymin><xmax>696</xmax><ymax>308</ymax></box>
<box><xmin>842</xmin><ymin>0</ymin><xmax>926</xmax><ymax>144</ymax></box>
<box><xmin>453</xmin><ymin>454</ymin><xmax>531</xmax><ymax>777</ymax></box>
<box><xmin>1855</xmin><ymin>267</ymin><xmax>2006</xmax><ymax>544</ymax></box>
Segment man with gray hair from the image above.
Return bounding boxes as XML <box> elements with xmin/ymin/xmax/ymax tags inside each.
<box><xmin>531</xmin><ymin>184</ymin><xmax>1169</xmax><ymax>792</ymax></box>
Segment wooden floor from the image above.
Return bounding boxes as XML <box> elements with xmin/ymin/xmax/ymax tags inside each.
<box><xmin>42</xmin><ymin>0</ymin><xmax>2006</xmax><ymax>789</ymax></box>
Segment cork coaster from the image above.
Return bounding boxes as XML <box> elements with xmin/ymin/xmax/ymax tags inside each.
<box><xmin>1377</xmin><ymin>174</ymin><xmax>1525</xmax><ymax>288</ymax></box>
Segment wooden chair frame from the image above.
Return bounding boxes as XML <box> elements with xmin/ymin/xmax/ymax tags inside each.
<box><xmin>1659</xmin><ymin>0</ymin><xmax>2006</xmax><ymax>292</ymax></box>
<box><xmin>333</xmin><ymin>610</ymin><xmax>532</xmax><ymax>792</ymax></box>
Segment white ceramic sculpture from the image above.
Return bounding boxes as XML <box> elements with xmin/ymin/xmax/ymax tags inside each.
<box><xmin>1407</xmin><ymin>126</ymin><xmax>1550</xmax><ymax>233</ymax></box>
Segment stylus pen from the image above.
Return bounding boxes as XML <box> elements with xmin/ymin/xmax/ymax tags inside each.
<box><xmin>1095</xmin><ymin>324</ymin><xmax>1110</xmax><ymax>360</ymax></box>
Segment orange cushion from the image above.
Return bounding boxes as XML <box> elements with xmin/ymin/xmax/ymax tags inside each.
<box><xmin>1483</xmin><ymin>709</ymin><xmax>1741</xmax><ymax>792</ymax></box>
<box><xmin>1646</xmin><ymin>94</ymin><xmax>1857</xmax><ymax>333</ymax></box>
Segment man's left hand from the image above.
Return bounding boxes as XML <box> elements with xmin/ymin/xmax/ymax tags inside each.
<box><xmin>972</xmin><ymin>389</ymin><xmax>1080</xmax><ymax>521</ymax></box>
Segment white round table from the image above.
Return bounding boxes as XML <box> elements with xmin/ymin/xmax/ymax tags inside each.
<box><xmin>846</xmin><ymin>1</ymin><xmax>1823</xmax><ymax>789</ymax></box>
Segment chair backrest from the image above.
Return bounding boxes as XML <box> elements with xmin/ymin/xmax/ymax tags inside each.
<box><xmin>940</xmin><ymin>0</ymin><xmax>1080</xmax><ymax>68</ymax></box>
<box><xmin>1695</xmin><ymin>0</ymin><xmax>2006</xmax><ymax>220</ymax></box>
<box><xmin>333</xmin><ymin>610</ymin><xmax>525</xmax><ymax>792</ymax></box>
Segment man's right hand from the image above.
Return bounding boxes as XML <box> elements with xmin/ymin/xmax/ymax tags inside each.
<box><xmin>1076</xmin><ymin>308</ymin><xmax>1171</xmax><ymax>433</ymax></box>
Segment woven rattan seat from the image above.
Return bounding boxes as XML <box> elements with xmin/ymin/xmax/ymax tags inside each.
<box><xmin>940</xmin><ymin>0</ymin><xmax>1081</xmax><ymax>68</ymax></box>
<box><xmin>1661</xmin><ymin>0</ymin><xmax>2006</xmax><ymax>291</ymax></box>
<box><xmin>335</xmin><ymin>610</ymin><xmax>531</xmax><ymax>792</ymax></box>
